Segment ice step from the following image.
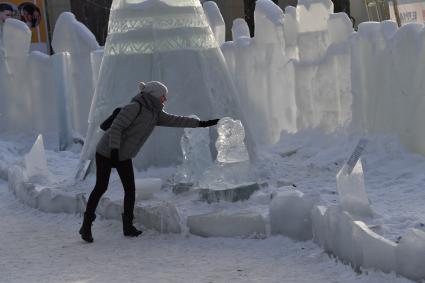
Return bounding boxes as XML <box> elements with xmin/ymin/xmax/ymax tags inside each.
<box><xmin>199</xmin><ymin>182</ymin><xmax>260</xmax><ymax>203</ymax></box>
<box><xmin>187</xmin><ymin>210</ymin><xmax>266</xmax><ymax>238</ymax></box>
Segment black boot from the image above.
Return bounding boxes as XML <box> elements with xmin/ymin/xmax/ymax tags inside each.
<box><xmin>79</xmin><ymin>212</ymin><xmax>96</xmax><ymax>243</ymax></box>
<box><xmin>122</xmin><ymin>213</ymin><xmax>142</xmax><ymax>237</ymax></box>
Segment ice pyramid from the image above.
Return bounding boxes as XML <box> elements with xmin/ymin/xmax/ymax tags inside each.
<box><xmin>81</xmin><ymin>0</ymin><xmax>245</xmax><ymax>169</ymax></box>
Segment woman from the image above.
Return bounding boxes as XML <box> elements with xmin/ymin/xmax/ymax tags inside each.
<box><xmin>79</xmin><ymin>81</ymin><xmax>219</xmax><ymax>242</ymax></box>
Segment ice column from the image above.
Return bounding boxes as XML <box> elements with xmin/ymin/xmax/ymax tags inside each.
<box><xmin>336</xmin><ymin>139</ymin><xmax>372</xmax><ymax>217</ymax></box>
<box><xmin>0</xmin><ymin>19</ymin><xmax>32</xmax><ymax>132</ymax></box>
<box><xmin>24</xmin><ymin>134</ymin><xmax>50</xmax><ymax>183</ymax></box>
<box><xmin>232</xmin><ymin>18</ymin><xmax>250</xmax><ymax>40</ymax></box>
<box><xmin>203</xmin><ymin>1</ymin><xmax>225</xmax><ymax>46</ymax></box>
<box><xmin>174</xmin><ymin>123</ymin><xmax>213</xmax><ymax>184</ymax></box>
<box><xmin>52</xmin><ymin>12</ymin><xmax>100</xmax><ymax>137</ymax></box>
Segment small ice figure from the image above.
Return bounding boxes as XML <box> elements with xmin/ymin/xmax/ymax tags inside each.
<box><xmin>199</xmin><ymin>117</ymin><xmax>254</xmax><ymax>190</ymax></box>
<box><xmin>24</xmin><ymin>134</ymin><xmax>50</xmax><ymax>182</ymax></box>
<box><xmin>174</xmin><ymin>120</ymin><xmax>213</xmax><ymax>184</ymax></box>
<box><xmin>216</xmin><ymin>117</ymin><xmax>249</xmax><ymax>163</ymax></box>
<box><xmin>336</xmin><ymin>159</ymin><xmax>373</xmax><ymax>217</ymax></box>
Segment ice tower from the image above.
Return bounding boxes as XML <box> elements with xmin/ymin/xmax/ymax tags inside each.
<box><xmin>81</xmin><ymin>0</ymin><xmax>244</xmax><ymax>169</ymax></box>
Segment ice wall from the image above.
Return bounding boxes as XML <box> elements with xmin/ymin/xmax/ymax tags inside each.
<box><xmin>221</xmin><ymin>0</ymin><xmax>353</xmax><ymax>144</ymax></box>
<box><xmin>0</xmin><ymin>14</ymin><xmax>100</xmax><ymax>148</ymax></box>
<box><xmin>350</xmin><ymin>21</ymin><xmax>425</xmax><ymax>157</ymax></box>
<box><xmin>82</xmin><ymin>0</ymin><xmax>244</xmax><ymax>169</ymax></box>
<box><xmin>52</xmin><ymin>12</ymin><xmax>100</xmax><ymax>137</ymax></box>
<box><xmin>222</xmin><ymin>0</ymin><xmax>296</xmax><ymax>145</ymax></box>
<box><xmin>0</xmin><ymin>19</ymin><xmax>32</xmax><ymax>132</ymax></box>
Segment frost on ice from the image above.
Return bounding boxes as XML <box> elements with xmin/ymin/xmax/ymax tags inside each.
<box><xmin>174</xmin><ymin>121</ymin><xmax>213</xmax><ymax>184</ymax></box>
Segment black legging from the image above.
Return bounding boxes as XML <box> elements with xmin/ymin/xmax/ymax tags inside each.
<box><xmin>85</xmin><ymin>153</ymin><xmax>135</xmax><ymax>217</ymax></box>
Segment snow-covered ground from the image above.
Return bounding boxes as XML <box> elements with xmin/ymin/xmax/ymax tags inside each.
<box><xmin>0</xmin><ymin>178</ymin><xmax>413</xmax><ymax>283</ymax></box>
<box><xmin>1</xmin><ymin>130</ymin><xmax>424</xmax><ymax>282</ymax></box>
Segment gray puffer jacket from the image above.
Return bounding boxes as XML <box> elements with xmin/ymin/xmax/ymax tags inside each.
<box><xmin>96</xmin><ymin>93</ymin><xmax>200</xmax><ymax>161</ymax></box>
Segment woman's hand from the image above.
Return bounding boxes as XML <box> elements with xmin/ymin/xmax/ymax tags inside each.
<box><xmin>198</xmin><ymin>119</ymin><xmax>219</xmax><ymax>127</ymax></box>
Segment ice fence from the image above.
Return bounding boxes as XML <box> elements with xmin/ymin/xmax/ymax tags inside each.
<box><xmin>1</xmin><ymin>1</ymin><xmax>425</xmax><ymax>161</ymax></box>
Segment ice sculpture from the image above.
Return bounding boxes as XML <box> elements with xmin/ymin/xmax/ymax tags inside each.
<box><xmin>174</xmin><ymin>123</ymin><xmax>213</xmax><ymax>184</ymax></box>
<box><xmin>336</xmin><ymin>139</ymin><xmax>372</xmax><ymax>217</ymax></box>
<box><xmin>24</xmin><ymin>134</ymin><xmax>50</xmax><ymax>182</ymax></box>
<box><xmin>81</xmin><ymin>0</ymin><xmax>244</xmax><ymax>170</ymax></box>
<box><xmin>199</xmin><ymin>117</ymin><xmax>255</xmax><ymax>191</ymax></box>
<box><xmin>216</xmin><ymin>117</ymin><xmax>249</xmax><ymax>163</ymax></box>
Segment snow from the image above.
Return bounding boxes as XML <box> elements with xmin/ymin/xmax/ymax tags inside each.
<box><xmin>1</xmin><ymin>0</ymin><xmax>425</xmax><ymax>281</ymax></box>
<box><xmin>0</xmin><ymin>180</ymin><xmax>414</xmax><ymax>283</ymax></box>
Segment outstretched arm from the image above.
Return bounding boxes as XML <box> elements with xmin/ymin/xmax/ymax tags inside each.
<box><xmin>157</xmin><ymin>111</ymin><xmax>200</xmax><ymax>128</ymax></box>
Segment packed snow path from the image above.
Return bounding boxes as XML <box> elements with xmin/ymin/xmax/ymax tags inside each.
<box><xmin>0</xmin><ymin>181</ymin><xmax>411</xmax><ymax>283</ymax></box>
